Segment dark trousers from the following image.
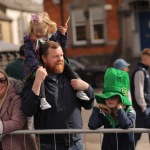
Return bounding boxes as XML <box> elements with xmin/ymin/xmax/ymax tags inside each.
<box><xmin>0</xmin><ymin>142</ymin><xmax>2</xmax><ymax>150</ymax></box>
<box><xmin>40</xmin><ymin>139</ymin><xmax>84</xmax><ymax>150</ymax></box>
<box><xmin>134</xmin><ymin>108</ymin><xmax>150</xmax><ymax>146</ymax></box>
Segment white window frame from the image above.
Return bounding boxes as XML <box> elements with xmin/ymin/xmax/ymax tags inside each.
<box><xmin>71</xmin><ymin>9</ymin><xmax>87</xmax><ymax>45</ymax></box>
<box><xmin>17</xmin><ymin>16</ymin><xmax>23</xmax><ymax>42</ymax></box>
<box><xmin>89</xmin><ymin>6</ymin><xmax>105</xmax><ymax>44</ymax></box>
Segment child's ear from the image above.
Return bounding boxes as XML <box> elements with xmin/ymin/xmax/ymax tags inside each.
<box><xmin>47</xmin><ymin>27</ymin><xmax>52</xmax><ymax>33</ymax></box>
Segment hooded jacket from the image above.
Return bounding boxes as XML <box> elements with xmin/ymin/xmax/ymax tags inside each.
<box><xmin>89</xmin><ymin>68</ymin><xmax>136</xmax><ymax>150</ymax></box>
<box><xmin>88</xmin><ymin>106</ymin><xmax>136</xmax><ymax>150</ymax></box>
<box><xmin>0</xmin><ymin>70</ymin><xmax>37</xmax><ymax>150</ymax></box>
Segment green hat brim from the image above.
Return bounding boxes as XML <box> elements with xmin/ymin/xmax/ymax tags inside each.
<box><xmin>95</xmin><ymin>92</ymin><xmax>132</xmax><ymax>106</ymax></box>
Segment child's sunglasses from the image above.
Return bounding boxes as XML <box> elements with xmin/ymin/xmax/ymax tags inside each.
<box><xmin>0</xmin><ymin>77</ymin><xmax>7</xmax><ymax>84</ymax></box>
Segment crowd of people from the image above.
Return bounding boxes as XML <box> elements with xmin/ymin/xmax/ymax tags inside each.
<box><xmin>1</xmin><ymin>11</ymin><xmax>150</xmax><ymax>150</ymax></box>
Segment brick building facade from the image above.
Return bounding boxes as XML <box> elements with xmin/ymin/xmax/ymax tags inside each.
<box><xmin>44</xmin><ymin>0</ymin><xmax>123</xmax><ymax>66</ymax></box>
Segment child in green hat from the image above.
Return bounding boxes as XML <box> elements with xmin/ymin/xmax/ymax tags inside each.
<box><xmin>88</xmin><ymin>67</ymin><xmax>136</xmax><ymax>150</ymax></box>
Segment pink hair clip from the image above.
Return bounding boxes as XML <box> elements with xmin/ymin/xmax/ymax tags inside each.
<box><xmin>31</xmin><ymin>14</ymin><xmax>42</xmax><ymax>23</ymax></box>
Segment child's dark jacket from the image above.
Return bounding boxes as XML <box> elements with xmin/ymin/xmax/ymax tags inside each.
<box><xmin>88</xmin><ymin>107</ymin><xmax>136</xmax><ymax>150</ymax></box>
<box><xmin>24</xmin><ymin>29</ymin><xmax>67</xmax><ymax>77</ymax></box>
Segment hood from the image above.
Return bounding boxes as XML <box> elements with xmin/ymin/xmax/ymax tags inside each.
<box><xmin>8</xmin><ymin>78</ymin><xmax>24</xmax><ymax>95</ymax></box>
<box><xmin>0</xmin><ymin>69</ymin><xmax>24</xmax><ymax>95</ymax></box>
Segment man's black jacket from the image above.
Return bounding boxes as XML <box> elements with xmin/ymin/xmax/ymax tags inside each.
<box><xmin>22</xmin><ymin>73</ymin><xmax>95</xmax><ymax>144</ymax></box>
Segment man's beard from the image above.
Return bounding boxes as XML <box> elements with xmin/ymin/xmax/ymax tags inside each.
<box><xmin>54</xmin><ymin>61</ymin><xmax>64</xmax><ymax>74</ymax></box>
<box><xmin>46</xmin><ymin>61</ymin><xmax>64</xmax><ymax>74</ymax></box>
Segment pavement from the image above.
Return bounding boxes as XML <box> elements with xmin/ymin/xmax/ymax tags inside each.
<box><xmin>81</xmin><ymin>88</ymin><xmax>150</xmax><ymax>150</ymax></box>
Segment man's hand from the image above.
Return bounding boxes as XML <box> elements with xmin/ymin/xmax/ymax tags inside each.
<box><xmin>35</xmin><ymin>66</ymin><xmax>48</xmax><ymax>83</ymax></box>
<box><xmin>71</xmin><ymin>79</ymin><xmax>89</xmax><ymax>91</ymax></box>
<box><xmin>32</xmin><ymin>67</ymin><xmax>48</xmax><ymax>96</ymax></box>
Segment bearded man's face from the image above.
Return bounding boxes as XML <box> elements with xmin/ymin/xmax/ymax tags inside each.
<box><xmin>42</xmin><ymin>46</ymin><xmax>64</xmax><ymax>74</ymax></box>
<box><xmin>51</xmin><ymin>60</ymin><xmax>64</xmax><ymax>74</ymax></box>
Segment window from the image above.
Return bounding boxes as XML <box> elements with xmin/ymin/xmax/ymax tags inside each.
<box><xmin>18</xmin><ymin>17</ymin><xmax>23</xmax><ymax>42</ymax></box>
<box><xmin>89</xmin><ymin>7</ymin><xmax>105</xmax><ymax>44</ymax></box>
<box><xmin>71</xmin><ymin>6</ymin><xmax>105</xmax><ymax>46</ymax></box>
<box><xmin>71</xmin><ymin>9</ymin><xmax>87</xmax><ymax>45</ymax></box>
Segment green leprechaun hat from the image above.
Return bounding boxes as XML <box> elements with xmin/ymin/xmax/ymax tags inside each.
<box><xmin>95</xmin><ymin>67</ymin><xmax>132</xmax><ymax>106</ymax></box>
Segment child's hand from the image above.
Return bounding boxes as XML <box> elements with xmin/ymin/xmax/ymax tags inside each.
<box><xmin>58</xmin><ymin>16</ymin><xmax>69</xmax><ymax>35</ymax></box>
<box><xmin>58</xmin><ymin>23</ymin><xmax>68</xmax><ymax>35</ymax></box>
<box><xmin>117</xmin><ymin>103</ymin><xmax>126</xmax><ymax>109</ymax></box>
<box><xmin>97</xmin><ymin>103</ymin><xmax>111</xmax><ymax>115</ymax></box>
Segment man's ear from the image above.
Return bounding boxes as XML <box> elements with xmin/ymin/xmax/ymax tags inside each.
<box><xmin>41</xmin><ymin>55</ymin><xmax>46</xmax><ymax>63</ymax></box>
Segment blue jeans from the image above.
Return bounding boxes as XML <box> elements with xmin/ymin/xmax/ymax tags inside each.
<box><xmin>40</xmin><ymin>140</ymin><xmax>84</xmax><ymax>150</ymax></box>
<box><xmin>69</xmin><ymin>140</ymin><xmax>84</xmax><ymax>150</ymax></box>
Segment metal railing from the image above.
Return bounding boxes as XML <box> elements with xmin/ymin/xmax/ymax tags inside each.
<box><xmin>7</xmin><ymin>128</ymin><xmax>150</xmax><ymax>150</ymax></box>
<box><xmin>9</xmin><ymin>128</ymin><xmax>150</xmax><ymax>134</ymax></box>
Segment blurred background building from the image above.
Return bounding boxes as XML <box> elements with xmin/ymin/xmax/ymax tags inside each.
<box><xmin>0</xmin><ymin>0</ymin><xmax>43</xmax><ymax>70</ymax></box>
<box><xmin>44</xmin><ymin>0</ymin><xmax>150</xmax><ymax>71</ymax></box>
<box><xmin>0</xmin><ymin>0</ymin><xmax>150</xmax><ymax>72</ymax></box>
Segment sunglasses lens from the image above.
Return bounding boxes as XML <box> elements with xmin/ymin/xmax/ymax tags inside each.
<box><xmin>0</xmin><ymin>77</ymin><xmax>6</xmax><ymax>84</ymax></box>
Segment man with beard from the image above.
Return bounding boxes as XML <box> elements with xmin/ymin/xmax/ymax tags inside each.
<box><xmin>22</xmin><ymin>41</ymin><xmax>95</xmax><ymax>150</ymax></box>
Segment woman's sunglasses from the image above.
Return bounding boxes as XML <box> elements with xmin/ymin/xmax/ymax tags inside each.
<box><xmin>0</xmin><ymin>77</ymin><xmax>6</xmax><ymax>84</ymax></box>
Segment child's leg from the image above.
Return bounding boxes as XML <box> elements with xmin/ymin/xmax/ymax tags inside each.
<box><xmin>64</xmin><ymin>63</ymin><xmax>90</xmax><ymax>101</ymax></box>
<box><xmin>64</xmin><ymin>62</ymin><xmax>77</xmax><ymax>79</ymax></box>
<box><xmin>40</xmin><ymin>82</ymin><xmax>51</xmax><ymax>110</ymax></box>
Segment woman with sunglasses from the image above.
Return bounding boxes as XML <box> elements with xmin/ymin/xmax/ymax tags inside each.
<box><xmin>0</xmin><ymin>70</ymin><xmax>37</xmax><ymax>150</ymax></box>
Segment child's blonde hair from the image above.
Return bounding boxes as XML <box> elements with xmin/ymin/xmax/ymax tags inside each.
<box><xmin>28</xmin><ymin>11</ymin><xmax>57</xmax><ymax>35</ymax></box>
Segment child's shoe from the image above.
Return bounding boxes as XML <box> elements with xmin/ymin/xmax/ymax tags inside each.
<box><xmin>76</xmin><ymin>91</ymin><xmax>90</xmax><ymax>101</ymax></box>
<box><xmin>40</xmin><ymin>98</ymin><xmax>51</xmax><ymax>110</ymax></box>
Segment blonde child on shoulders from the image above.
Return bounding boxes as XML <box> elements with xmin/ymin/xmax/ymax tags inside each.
<box><xmin>24</xmin><ymin>12</ymin><xmax>89</xmax><ymax>110</ymax></box>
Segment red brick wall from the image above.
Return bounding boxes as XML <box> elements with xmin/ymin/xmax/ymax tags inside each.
<box><xmin>44</xmin><ymin>0</ymin><xmax>121</xmax><ymax>58</ymax></box>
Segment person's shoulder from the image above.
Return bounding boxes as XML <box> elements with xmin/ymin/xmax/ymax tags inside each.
<box><xmin>8</xmin><ymin>77</ymin><xmax>24</xmax><ymax>95</ymax></box>
<box><xmin>24</xmin><ymin>34</ymin><xmax>30</xmax><ymax>39</ymax></box>
<box><xmin>135</xmin><ymin>70</ymin><xmax>144</xmax><ymax>76</ymax></box>
<box><xmin>6</xmin><ymin>60</ymin><xmax>16</xmax><ymax>69</ymax></box>
<box><xmin>23</xmin><ymin>77</ymin><xmax>35</xmax><ymax>86</ymax></box>
<box><xmin>51</xmin><ymin>29</ymin><xmax>59</xmax><ymax>36</ymax></box>
<box><xmin>24</xmin><ymin>34</ymin><xmax>35</xmax><ymax>42</ymax></box>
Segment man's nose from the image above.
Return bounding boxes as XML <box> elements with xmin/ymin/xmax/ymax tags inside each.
<box><xmin>58</xmin><ymin>56</ymin><xmax>63</xmax><ymax>61</ymax></box>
